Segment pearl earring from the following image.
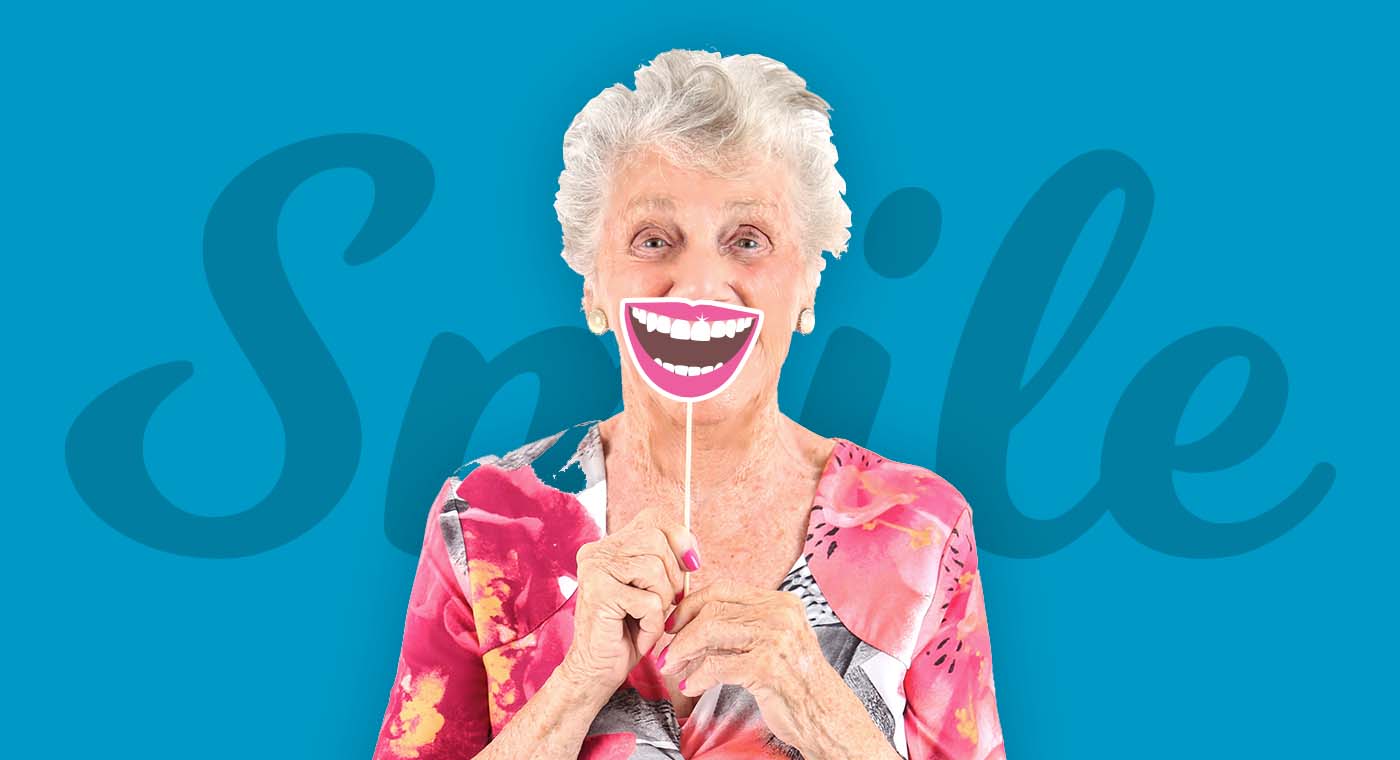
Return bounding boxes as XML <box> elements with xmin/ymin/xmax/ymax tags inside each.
<box><xmin>586</xmin><ymin>307</ymin><xmax>609</xmax><ymax>335</ymax></box>
<box><xmin>796</xmin><ymin>307</ymin><xmax>815</xmax><ymax>335</ymax></box>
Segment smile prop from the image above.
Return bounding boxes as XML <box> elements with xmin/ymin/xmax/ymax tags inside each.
<box><xmin>618</xmin><ymin>296</ymin><xmax>765</xmax><ymax>597</ymax></box>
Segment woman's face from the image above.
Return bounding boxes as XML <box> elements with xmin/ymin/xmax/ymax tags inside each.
<box><xmin>588</xmin><ymin>145</ymin><xmax>815</xmax><ymax>420</ymax></box>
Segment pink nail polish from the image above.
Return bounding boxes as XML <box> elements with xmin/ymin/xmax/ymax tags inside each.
<box><xmin>657</xmin><ymin>645</ymin><xmax>669</xmax><ymax>670</ymax></box>
<box><xmin>678</xmin><ymin>677</ymin><xmax>687</xmax><ymax>691</ymax></box>
<box><xmin>682</xmin><ymin>548</ymin><xmax>701</xmax><ymax>571</ymax></box>
<box><xmin>665</xmin><ymin>608</ymin><xmax>678</xmax><ymax>631</ymax></box>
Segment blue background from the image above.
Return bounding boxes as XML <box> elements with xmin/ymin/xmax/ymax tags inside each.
<box><xmin>4</xmin><ymin>2</ymin><xmax>1394</xmax><ymax>757</ymax></box>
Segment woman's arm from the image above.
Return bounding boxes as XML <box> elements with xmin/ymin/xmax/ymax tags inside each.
<box><xmin>902</xmin><ymin>507</ymin><xmax>1007</xmax><ymax>760</ymax></box>
<box><xmin>472</xmin><ymin>656</ymin><xmax>614</xmax><ymax>759</ymax></box>
<box><xmin>371</xmin><ymin>479</ymin><xmax>611</xmax><ymax>759</ymax></box>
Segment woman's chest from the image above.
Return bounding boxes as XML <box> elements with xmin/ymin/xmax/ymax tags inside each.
<box><xmin>606</xmin><ymin>477</ymin><xmax>815</xmax><ymax>563</ymax></box>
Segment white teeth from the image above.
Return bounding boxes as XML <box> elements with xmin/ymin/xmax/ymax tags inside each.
<box><xmin>653</xmin><ymin>361</ymin><xmax>714</xmax><ymax>376</ymax></box>
<box><xmin>657</xmin><ymin>362</ymin><xmax>700</xmax><ymax>376</ymax></box>
<box><xmin>632</xmin><ymin>308</ymin><xmax>753</xmax><ymax>341</ymax></box>
<box><xmin>654</xmin><ymin>357</ymin><xmax>662</xmax><ymax>365</ymax></box>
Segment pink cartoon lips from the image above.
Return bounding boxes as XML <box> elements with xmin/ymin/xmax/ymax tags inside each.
<box><xmin>619</xmin><ymin>297</ymin><xmax>764</xmax><ymax>402</ymax></box>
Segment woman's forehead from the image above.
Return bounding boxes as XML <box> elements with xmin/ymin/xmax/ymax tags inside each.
<box><xmin>611</xmin><ymin>150</ymin><xmax>790</xmax><ymax>213</ymax></box>
<box><xmin>620</xmin><ymin>193</ymin><xmax>782</xmax><ymax>221</ymax></box>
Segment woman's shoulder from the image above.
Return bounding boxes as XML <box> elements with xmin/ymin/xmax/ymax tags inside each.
<box><xmin>450</xmin><ymin>418</ymin><xmax>604</xmax><ymax>491</ymax></box>
<box><xmin>434</xmin><ymin>419</ymin><xmax>605</xmax><ymax>650</ymax></box>
<box><xmin>818</xmin><ymin>436</ymin><xmax>973</xmax><ymax>535</ymax></box>
<box><xmin>444</xmin><ymin>419</ymin><xmax>603</xmax><ymax>515</ymax></box>
<box><xmin>806</xmin><ymin>436</ymin><xmax>977</xmax><ymax>667</ymax></box>
<box><xmin>444</xmin><ymin>417</ymin><xmax>605</xmax><ymax>546</ymax></box>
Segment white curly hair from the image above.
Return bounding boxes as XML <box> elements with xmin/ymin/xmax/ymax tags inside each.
<box><xmin>554</xmin><ymin>48</ymin><xmax>852</xmax><ymax>291</ymax></box>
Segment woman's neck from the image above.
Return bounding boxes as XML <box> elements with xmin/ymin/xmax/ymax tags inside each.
<box><xmin>601</xmin><ymin>394</ymin><xmax>804</xmax><ymax>506</ymax></box>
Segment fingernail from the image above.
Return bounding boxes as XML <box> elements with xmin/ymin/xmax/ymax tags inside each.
<box><xmin>678</xmin><ymin>677</ymin><xmax>687</xmax><ymax>691</ymax></box>
<box><xmin>657</xmin><ymin>645</ymin><xmax>669</xmax><ymax>670</ymax></box>
<box><xmin>682</xmin><ymin>547</ymin><xmax>701</xmax><ymax>571</ymax></box>
<box><xmin>665</xmin><ymin>608</ymin><xmax>678</xmax><ymax>632</ymax></box>
<box><xmin>674</xmin><ymin>589</ymin><xmax>683</xmax><ymax>605</ymax></box>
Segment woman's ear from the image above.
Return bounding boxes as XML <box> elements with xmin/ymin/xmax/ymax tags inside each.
<box><xmin>802</xmin><ymin>255</ymin><xmax>822</xmax><ymax>306</ymax></box>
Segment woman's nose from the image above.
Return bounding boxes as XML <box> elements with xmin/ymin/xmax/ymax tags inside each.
<box><xmin>666</xmin><ymin>247</ymin><xmax>735</xmax><ymax>303</ymax></box>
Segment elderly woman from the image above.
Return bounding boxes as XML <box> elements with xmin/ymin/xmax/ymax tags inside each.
<box><xmin>373</xmin><ymin>49</ymin><xmax>1005</xmax><ymax>760</ymax></box>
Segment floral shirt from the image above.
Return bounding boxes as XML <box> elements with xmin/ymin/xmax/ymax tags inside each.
<box><xmin>372</xmin><ymin>420</ymin><xmax>1006</xmax><ymax>759</ymax></box>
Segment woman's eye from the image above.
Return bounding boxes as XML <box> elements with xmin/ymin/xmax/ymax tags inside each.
<box><xmin>633</xmin><ymin>234</ymin><xmax>671</xmax><ymax>255</ymax></box>
<box><xmin>731</xmin><ymin>229</ymin><xmax>769</xmax><ymax>254</ymax></box>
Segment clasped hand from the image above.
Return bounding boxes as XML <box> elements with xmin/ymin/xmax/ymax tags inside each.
<box><xmin>563</xmin><ymin>506</ymin><xmax>839</xmax><ymax>753</ymax></box>
<box><xmin>659</xmin><ymin>577</ymin><xmax>834</xmax><ymax>750</ymax></box>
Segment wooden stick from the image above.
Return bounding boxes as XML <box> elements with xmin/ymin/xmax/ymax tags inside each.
<box><xmin>684</xmin><ymin>400</ymin><xmax>692</xmax><ymax>598</ymax></box>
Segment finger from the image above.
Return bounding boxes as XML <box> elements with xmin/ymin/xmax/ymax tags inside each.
<box><xmin>604</xmin><ymin>550</ymin><xmax>676</xmax><ymax>609</ymax></box>
<box><xmin>599</xmin><ymin>576</ymin><xmax>669</xmax><ymax>655</ymax></box>
<box><xmin>652</xmin><ymin>520</ymin><xmax>702</xmax><ymax>581</ymax></box>
<box><xmin>618</xmin><ymin>529</ymin><xmax>688</xmax><ymax>607</ymax></box>
<box><xmin>660</xmin><ymin>603</ymin><xmax>763</xmax><ymax>676</ymax></box>
<box><xmin>665</xmin><ymin>577</ymin><xmax>771</xmax><ymax>634</ymax></box>
<box><xmin>677</xmin><ymin>650</ymin><xmax>757</xmax><ymax>696</ymax></box>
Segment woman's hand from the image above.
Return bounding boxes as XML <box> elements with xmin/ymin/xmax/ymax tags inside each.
<box><xmin>657</xmin><ymin>579</ymin><xmax>857</xmax><ymax>755</ymax></box>
<box><xmin>561</xmin><ymin>507</ymin><xmax>701</xmax><ymax>698</ymax></box>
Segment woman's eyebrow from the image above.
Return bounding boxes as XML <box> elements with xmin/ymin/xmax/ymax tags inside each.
<box><xmin>624</xmin><ymin>195</ymin><xmax>676</xmax><ymax>216</ymax></box>
<box><xmin>724</xmin><ymin>199</ymin><xmax>781</xmax><ymax>226</ymax></box>
<box><xmin>723</xmin><ymin>198</ymin><xmax>778</xmax><ymax>214</ymax></box>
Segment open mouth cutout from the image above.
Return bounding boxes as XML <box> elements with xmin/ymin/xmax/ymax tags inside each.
<box><xmin>619</xmin><ymin>297</ymin><xmax>764</xmax><ymax>402</ymax></box>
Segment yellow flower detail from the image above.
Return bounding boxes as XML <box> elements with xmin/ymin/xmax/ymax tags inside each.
<box><xmin>483</xmin><ymin>649</ymin><xmax>520</xmax><ymax>709</ymax></box>
<box><xmin>468</xmin><ymin>558</ymin><xmax>517</xmax><ymax>641</ymax></box>
<box><xmin>858</xmin><ymin>518</ymin><xmax>943</xmax><ymax>549</ymax></box>
<box><xmin>957</xmin><ymin>607</ymin><xmax>987</xmax><ymax>638</ymax></box>
<box><xmin>954</xmin><ymin>693</ymin><xmax>979</xmax><ymax>744</ymax></box>
<box><xmin>388</xmin><ymin>669</ymin><xmax>447</xmax><ymax>758</ymax></box>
